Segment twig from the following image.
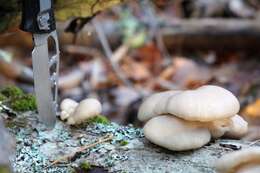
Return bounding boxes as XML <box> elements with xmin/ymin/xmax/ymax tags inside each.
<box><xmin>92</xmin><ymin>18</ymin><xmax>134</xmax><ymax>88</ymax></box>
<box><xmin>49</xmin><ymin>134</ymin><xmax>113</xmax><ymax>166</ymax></box>
<box><xmin>249</xmin><ymin>139</ymin><xmax>260</xmax><ymax>146</ymax></box>
<box><xmin>142</xmin><ymin>0</ymin><xmax>171</xmax><ymax>61</ymax></box>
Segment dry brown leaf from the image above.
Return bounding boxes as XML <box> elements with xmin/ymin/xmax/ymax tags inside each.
<box><xmin>121</xmin><ymin>57</ymin><xmax>151</xmax><ymax>82</ymax></box>
<box><xmin>243</xmin><ymin>99</ymin><xmax>260</xmax><ymax>118</ymax></box>
<box><xmin>135</xmin><ymin>43</ymin><xmax>163</xmax><ymax>75</ymax></box>
<box><xmin>171</xmin><ymin>57</ymin><xmax>212</xmax><ymax>89</ymax></box>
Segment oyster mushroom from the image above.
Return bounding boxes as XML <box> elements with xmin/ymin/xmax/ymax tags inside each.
<box><xmin>67</xmin><ymin>98</ymin><xmax>102</xmax><ymax>125</ymax></box>
<box><xmin>137</xmin><ymin>90</ymin><xmax>181</xmax><ymax>122</ymax></box>
<box><xmin>60</xmin><ymin>98</ymin><xmax>78</xmax><ymax>120</ymax></box>
<box><xmin>215</xmin><ymin>147</ymin><xmax>260</xmax><ymax>173</ymax></box>
<box><xmin>223</xmin><ymin>115</ymin><xmax>248</xmax><ymax>139</ymax></box>
<box><xmin>165</xmin><ymin>85</ymin><xmax>240</xmax><ymax>122</ymax></box>
<box><xmin>208</xmin><ymin>115</ymin><xmax>248</xmax><ymax>139</ymax></box>
<box><xmin>139</xmin><ymin>85</ymin><xmax>247</xmax><ymax>151</ymax></box>
<box><xmin>237</xmin><ymin>164</ymin><xmax>260</xmax><ymax>173</ymax></box>
<box><xmin>144</xmin><ymin>115</ymin><xmax>211</xmax><ymax>151</ymax></box>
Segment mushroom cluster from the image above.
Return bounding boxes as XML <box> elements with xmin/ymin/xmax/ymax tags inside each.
<box><xmin>60</xmin><ymin>98</ymin><xmax>102</xmax><ymax>125</ymax></box>
<box><xmin>216</xmin><ymin>147</ymin><xmax>260</xmax><ymax>173</ymax></box>
<box><xmin>138</xmin><ymin>85</ymin><xmax>248</xmax><ymax>151</ymax></box>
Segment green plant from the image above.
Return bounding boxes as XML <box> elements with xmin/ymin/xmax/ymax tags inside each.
<box><xmin>0</xmin><ymin>93</ymin><xmax>7</xmax><ymax>102</ymax></box>
<box><xmin>80</xmin><ymin>161</ymin><xmax>92</xmax><ymax>171</ymax></box>
<box><xmin>119</xmin><ymin>140</ymin><xmax>129</xmax><ymax>146</ymax></box>
<box><xmin>88</xmin><ymin>115</ymin><xmax>110</xmax><ymax>125</ymax></box>
<box><xmin>0</xmin><ymin>86</ymin><xmax>37</xmax><ymax>112</ymax></box>
<box><xmin>10</xmin><ymin>94</ymin><xmax>37</xmax><ymax>112</ymax></box>
<box><xmin>0</xmin><ymin>86</ymin><xmax>23</xmax><ymax>98</ymax></box>
<box><xmin>0</xmin><ymin>166</ymin><xmax>10</xmax><ymax>173</ymax></box>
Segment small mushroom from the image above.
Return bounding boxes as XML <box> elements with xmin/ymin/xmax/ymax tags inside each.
<box><xmin>138</xmin><ymin>90</ymin><xmax>181</xmax><ymax>122</ymax></box>
<box><xmin>60</xmin><ymin>98</ymin><xmax>78</xmax><ymax>120</ymax></box>
<box><xmin>223</xmin><ymin>115</ymin><xmax>248</xmax><ymax>139</ymax></box>
<box><xmin>144</xmin><ymin>115</ymin><xmax>211</xmax><ymax>151</ymax></box>
<box><xmin>208</xmin><ymin>115</ymin><xmax>248</xmax><ymax>139</ymax></box>
<box><xmin>67</xmin><ymin>98</ymin><xmax>102</xmax><ymax>125</ymax></box>
<box><xmin>215</xmin><ymin>147</ymin><xmax>260</xmax><ymax>173</ymax></box>
<box><xmin>237</xmin><ymin>164</ymin><xmax>260</xmax><ymax>173</ymax></box>
<box><xmin>165</xmin><ymin>85</ymin><xmax>240</xmax><ymax>122</ymax></box>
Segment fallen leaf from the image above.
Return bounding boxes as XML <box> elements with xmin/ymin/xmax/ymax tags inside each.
<box><xmin>243</xmin><ymin>99</ymin><xmax>260</xmax><ymax>118</ymax></box>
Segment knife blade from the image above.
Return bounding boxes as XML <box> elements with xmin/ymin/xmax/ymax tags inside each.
<box><xmin>20</xmin><ymin>0</ymin><xmax>59</xmax><ymax>128</ymax></box>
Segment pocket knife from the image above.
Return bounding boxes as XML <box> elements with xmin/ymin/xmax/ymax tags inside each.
<box><xmin>20</xmin><ymin>0</ymin><xmax>60</xmax><ymax>128</ymax></box>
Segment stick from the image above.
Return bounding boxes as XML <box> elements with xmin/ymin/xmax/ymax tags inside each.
<box><xmin>92</xmin><ymin>18</ymin><xmax>134</xmax><ymax>88</ymax></box>
<box><xmin>49</xmin><ymin>134</ymin><xmax>113</xmax><ymax>166</ymax></box>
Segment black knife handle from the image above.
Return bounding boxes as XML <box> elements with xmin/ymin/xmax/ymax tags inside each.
<box><xmin>20</xmin><ymin>0</ymin><xmax>56</xmax><ymax>34</ymax></box>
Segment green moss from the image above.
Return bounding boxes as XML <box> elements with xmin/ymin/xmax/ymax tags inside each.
<box><xmin>80</xmin><ymin>161</ymin><xmax>92</xmax><ymax>171</ymax></box>
<box><xmin>0</xmin><ymin>166</ymin><xmax>10</xmax><ymax>173</ymax></box>
<box><xmin>119</xmin><ymin>140</ymin><xmax>129</xmax><ymax>146</ymax></box>
<box><xmin>0</xmin><ymin>86</ymin><xmax>23</xmax><ymax>98</ymax></box>
<box><xmin>74</xmin><ymin>115</ymin><xmax>110</xmax><ymax>129</ymax></box>
<box><xmin>88</xmin><ymin>115</ymin><xmax>110</xmax><ymax>125</ymax></box>
<box><xmin>0</xmin><ymin>93</ymin><xmax>7</xmax><ymax>102</ymax></box>
<box><xmin>0</xmin><ymin>86</ymin><xmax>37</xmax><ymax>112</ymax></box>
<box><xmin>10</xmin><ymin>94</ymin><xmax>37</xmax><ymax>112</ymax></box>
<box><xmin>68</xmin><ymin>167</ymin><xmax>76</xmax><ymax>173</ymax></box>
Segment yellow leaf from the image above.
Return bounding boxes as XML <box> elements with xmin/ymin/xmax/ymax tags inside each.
<box><xmin>243</xmin><ymin>99</ymin><xmax>260</xmax><ymax>117</ymax></box>
<box><xmin>55</xmin><ymin>0</ymin><xmax>124</xmax><ymax>21</ymax></box>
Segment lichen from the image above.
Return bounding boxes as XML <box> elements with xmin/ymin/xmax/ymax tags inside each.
<box><xmin>5</xmin><ymin>112</ymin><xmax>144</xmax><ymax>173</ymax></box>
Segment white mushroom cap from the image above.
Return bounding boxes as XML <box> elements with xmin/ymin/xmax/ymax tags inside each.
<box><xmin>215</xmin><ymin>147</ymin><xmax>260</xmax><ymax>173</ymax></box>
<box><xmin>223</xmin><ymin>115</ymin><xmax>248</xmax><ymax>139</ymax></box>
<box><xmin>138</xmin><ymin>90</ymin><xmax>181</xmax><ymax>122</ymax></box>
<box><xmin>60</xmin><ymin>98</ymin><xmax>79</xmax><ymax>120</ymax></box>
<box><xmin>144</xmin><ymin>115</ymin><xmax>211</xmax><ymax>151</ymax></box>
<box><xmin>237</xmin><ymin>164</ymin><xmax>260</xmax><ymax>173</ymax></box>
<box><xmin>153</xmin><ymin>91</ymin><xmax>182</xmax><ymax>115</ymax></box>
<box><xmin>67</xmin><ymin>98</ymin><xmax>102</xmax><ymax>125</ymax></box>
<box><xmin>207</xmin><ymin>115</ymin><xmax>248</xmax><ymax>139</ymax></box>
<box><xmin>165</xmin><ymin>85</ymin><xmax>240</xmax><ymax>122</ymax></box>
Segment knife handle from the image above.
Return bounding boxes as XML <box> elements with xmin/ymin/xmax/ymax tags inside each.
<box><xmin>20</xmin><ymin>0</ymin><xmax>56</xmax><ymax>34</ymax></box>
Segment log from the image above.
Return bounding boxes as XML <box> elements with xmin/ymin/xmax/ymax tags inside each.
<box><xmin>162</xmin><ymin>19</ymin><xmax>260</xmax><ymax>51</ymax></box>
<box><xmin>2</xmin><ymin>18</ymin><xmax>260</xmax><ymax>52</ymax></box>
<box><xmin>59</xmin><ymin>19</ymin><xmax>260</xmax><ymax>52</ymax></box>
<box><xmin>4</xmin><ymin>112</ymin><xmax>260</xmax><ymax>173</ymax></box>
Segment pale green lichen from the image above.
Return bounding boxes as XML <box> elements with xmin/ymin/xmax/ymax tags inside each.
<box><xmin>6</xmin><ymin>112</ymin><xmax>143</xmax><ymax>173</ymax></box>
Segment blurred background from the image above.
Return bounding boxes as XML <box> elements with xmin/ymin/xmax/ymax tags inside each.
<box><xmin>0</xmin><ymin>0</ymin><xmax>260</xmax><ymax>140</ymax></box>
